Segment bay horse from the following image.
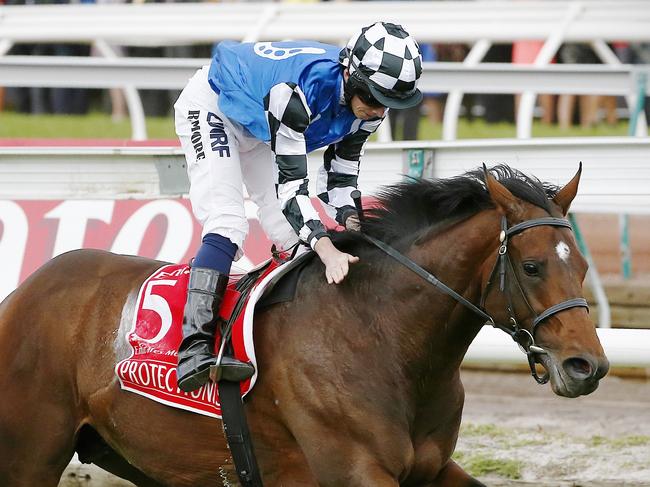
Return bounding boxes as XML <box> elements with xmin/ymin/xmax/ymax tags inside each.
<box><xmin>0</xmin><ymin>165</ymin><xmax>608</xmax><ymax>487</ymax></box>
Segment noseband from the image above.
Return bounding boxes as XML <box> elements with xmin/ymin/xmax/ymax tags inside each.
<box><xmin>360</xmin><ymin>215</ymin><xmax>589</xmax><ymax>384</ymax></box>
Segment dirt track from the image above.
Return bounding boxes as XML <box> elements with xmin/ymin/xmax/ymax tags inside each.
<box><xmin>458</xmin><ymin>370</ymin><xmax>650</xmax><ymax>486</ymax></box>
<box><xmin>58</xmin><ymin>369</ymin><xmax>650</xmax><ymax>487</ymax></box>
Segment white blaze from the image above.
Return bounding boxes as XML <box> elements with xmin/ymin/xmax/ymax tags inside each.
<box><xmin>556</xmin><ymin>241</ymin><xmax>571</xmax><ymax>263</ymax></box>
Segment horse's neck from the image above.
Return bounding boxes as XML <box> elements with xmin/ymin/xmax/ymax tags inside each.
<box><xmin>394</xmin><ymin>211</ymin><xmax>500</xmax><ymax>376</ymax></box>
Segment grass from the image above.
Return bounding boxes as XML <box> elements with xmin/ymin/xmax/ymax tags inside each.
<box><xmin>460</xmin><ymin>423</ymin><xmax>509</xmax><ymax>438</ymax></box>
<box><xmin>453</xmin><ymin>451</ymin><xmax>523</xmax><ymax>479</ymax></box>
<box><xmin>455</xmin><ymin>423</ymin><xmax>527</xmax><ymax>479</ymax></box>
<box><xmin>0</xmin><ymin>112</ymin><xmax>175</xmax><ymax>139</ymax></box>
<box><xmin>589</xmin><ymin>435</ymin><xmax>650</xmax><ymax>448</ymax></box>
<box><xmin>0</xmin><ymin>111</ymin><xmax>632</xmax><ymax>140</ymax></box>
<box><xmin>418</xmin><ymin>117</ymin><xmax>630</xmax><ymax>139</ymax></box>
<box><xmin>454</xmin><ymin>422</ymin><xmax>650</xmax><ymax>483</ymax></box>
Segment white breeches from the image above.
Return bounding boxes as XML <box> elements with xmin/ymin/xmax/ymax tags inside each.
<box><xmin>174</xmin><ymin>66</ymin><xmax>299</xmax><ymax>259</ymax></box>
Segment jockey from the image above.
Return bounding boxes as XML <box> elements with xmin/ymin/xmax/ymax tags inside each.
<box><xmin>173</xmin><ymin>21</ymin><xmax>423</xmax><ymax>392</ymax></box>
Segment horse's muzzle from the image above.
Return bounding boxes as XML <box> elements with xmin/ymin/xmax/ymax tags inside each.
<box><xmin>541</xmin><ymin>353</ymin><xmax>609</xmax><ymax>398</ymax></box>
<box><xmin>562</xmin><ymin>355</ymin><xmax>609</xmax><ymax>382</ymax></box>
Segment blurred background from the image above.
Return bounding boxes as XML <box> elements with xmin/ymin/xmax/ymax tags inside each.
<box><xmin>0</xmin><ymin>1</ymin><xmax>649</xmax><ymax>485</ymax></box>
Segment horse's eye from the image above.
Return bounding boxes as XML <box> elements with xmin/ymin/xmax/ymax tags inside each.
<box><xmin>523</xmin><ymin>262</ymin><xmax>540</xmax><ymax>276</ymax></box>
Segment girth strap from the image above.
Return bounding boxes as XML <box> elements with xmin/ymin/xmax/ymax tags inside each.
<box><xmin>218</xmin><ymin>380</ymin><xmax>263</xmax><ymax>486</ymax></box>
<box><xmin>532</xmin><ymin>297</ymin><xmax>589</xmax><ymax>330</ymax></box>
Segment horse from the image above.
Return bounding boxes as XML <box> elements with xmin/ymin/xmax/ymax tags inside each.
<box><xmin>0</xmin><ymin>164</ymin><xmax>608</xmax><ymax>487</ymax></box>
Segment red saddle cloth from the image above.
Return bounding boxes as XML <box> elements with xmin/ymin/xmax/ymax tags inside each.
<box><xmin>115</xmin><ymin>260</ymin><xmax>281</xmax><ymax>418</ymax></box>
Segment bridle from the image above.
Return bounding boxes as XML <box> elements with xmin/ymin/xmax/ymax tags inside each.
<box><xmin>478</xmin><ymin>216</ymin><xmax>589</xmax><ymax>383</ymax></box>
<box><xmin>359</xmin><ymin>215</ymin><xmax>589</xmax><ymax>384</ymax></box>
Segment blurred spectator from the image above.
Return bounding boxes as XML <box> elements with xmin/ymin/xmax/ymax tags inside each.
<box><xmin>123</xmin><ymin>0</ymin><xmax>213</xmax><ymax>117</ymax></box>
<box><xmin>557</xmin><ymin>43</ymin><xmax>600</xmax><ymax>130</ymax></box>
<box><xmin>163</xmin><ymin>0</ymin><xmax>213</xmax><ymax>117</ymax></box>
<box><xmin>435</xmin><ymin>43</ymin><xmax>473</xmax><ymax>122</ymax></box>
<box><xmin>0</xmin><ymin>0</ymin><xmax>3</xmax><ymax>110</ymax></box>
<box><xmin>94</xmin><ymin>0</ymin><xmax>128</xmax><ymax>122</ymax></box>
<box><xmin>598</xmin><ymin>43</ymin><xmax>620</xmax><ymax>126</ymax></box>
<box><xmin>125</xmin><ymin>0</ymin><xmax>169</xmax><ymax>116</ymax></box>
<box><xmin>512</xmin><ymin>40</ymin><xmax>556</xmax><ymax>125</ymax></box>
<box><xmin>4</xmin><ymin>0</ymin><xmax>92</xmax><ymax>115</ymax></box>
<box><xmin>389</xmin><ymin>43</ymin><xmax>441</xmax><ymax>140</ymax></box>
<box><xmin>46</xmin><ymin>41</ymin><xmax>92</xmax><ymax>115</ymax></box>
<box><xmin>615</xmin><ymin>42</ymin><xmax>650</xmax><ymax>123</ymax></box>
<box><xmin>599</xmin><ymin>91</ymin><xmax>619</xmax><ymax>126</ymax></box>
<box><xmin>480</xmin><ymin>44</ymin><xmax>514</xmax><ymax>123</ymax></box>
<box><xmin>4</xmin><ymin>0</ymin><xmax>41</xmax><ymax>113</ymax></box>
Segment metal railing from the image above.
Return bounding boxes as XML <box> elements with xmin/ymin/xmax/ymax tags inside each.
<box><xmin>1</xmin><ymin>56</ymin><xmax>648</xmax><ymax>141</ymax></box>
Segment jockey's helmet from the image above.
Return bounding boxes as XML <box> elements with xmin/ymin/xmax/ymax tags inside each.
<box><xmin>340</xmin><ymin>22</ymin><xmax>423</xmax><ymax>109</ymax></box>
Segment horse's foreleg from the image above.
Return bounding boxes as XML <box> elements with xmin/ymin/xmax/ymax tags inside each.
<box><xmin>0</xmin><ymin>404</ymin><xmax>77</xmax><ymax>487</ymax></box>
<box><xmin>430</xmin><ymin>459</ymin><xmax>486</xmax><ymax>487</ymax></box>
<box><xmin>0</xmin><ymin>357</ymin><xmax>78</xmax><ymax>485</ymax></box>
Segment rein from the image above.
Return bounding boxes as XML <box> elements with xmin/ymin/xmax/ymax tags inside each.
<box><xmin>358</xmin><ymin>215</ymin><xmax>589</xmax><ymax>384</ymax></box>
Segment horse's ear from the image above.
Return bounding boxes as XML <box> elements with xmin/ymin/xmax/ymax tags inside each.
<box><xmin>483</xmin><ymin>164</ymin><xmax>522</xmax><ymax>216</ymax></box>
<box><xmin>553</xmin><ymin>162</ymin><xmax>582</xmax><ymax>216</ymax></box>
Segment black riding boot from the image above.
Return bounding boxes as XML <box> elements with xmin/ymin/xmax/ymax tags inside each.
<box><xmin>176</xmin><ymin>267</ymin><xmax>254</xmax><ymax>392</ymax></box>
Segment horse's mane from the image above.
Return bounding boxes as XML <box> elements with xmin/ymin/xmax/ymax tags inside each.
<box><xmin>331</xmin><ymin>164</ymin><xmax>560</xmax><ymax>250</ymax></box>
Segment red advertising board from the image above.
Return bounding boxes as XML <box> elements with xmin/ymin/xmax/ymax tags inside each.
<box><xmin>0</xmin><ymin>198</ymin><xmax>336</xmax><ymax>301</ymax></box>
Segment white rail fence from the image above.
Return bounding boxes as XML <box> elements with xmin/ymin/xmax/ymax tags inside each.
<box><xmin>2</xmin><ymin>1</ymin><xmax>650</xmax><ymax>139</ymax></box>
<box><xmin>465</xmin><ymin>327</ymin><xmax>650</xmax><ymax>369</ymax></box>
<box><xmin>2</xmin><ymin>138</ymin><xmax>648</xmax><ymax>212</ymax></box>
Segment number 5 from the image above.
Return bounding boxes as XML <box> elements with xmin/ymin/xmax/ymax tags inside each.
<box><xmin>139</xmin><ymin>279</ymin><xmax>177</xmax><ymax>344</ymax></box>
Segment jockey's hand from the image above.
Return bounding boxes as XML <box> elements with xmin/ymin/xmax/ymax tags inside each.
<box><xmin>314</xmin><ymin>236</ymin><xmax>359</xmax><ymax>284</ymax></box>
<box><xmin>345</xmin><ymin>214</ymin><xmax>361</xmax><ymax>231</ymax></box>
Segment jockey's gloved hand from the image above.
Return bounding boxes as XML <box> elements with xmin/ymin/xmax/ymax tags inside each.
<box><xmin>314</xmin><ymin>236</ymin><xmax>359</xmax><ymax>284</ymax></box>
<box><xmin>345</xmin><ymin>214</ymin><xmax>361</xmax><ymax>231</ymax></box>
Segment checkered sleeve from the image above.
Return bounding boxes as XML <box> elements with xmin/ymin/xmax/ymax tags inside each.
<box><xmin>316</xmin><ymin>116</ymin><xmax>384</xmax><ymax>225</ymax></box>
<box><xmin>265</xmin><ymin>82</ymin><xmax>327</xmax><ymax>249</ymax></box>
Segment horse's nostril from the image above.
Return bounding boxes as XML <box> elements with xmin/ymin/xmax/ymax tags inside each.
<box><xmin>595</xmin><ymin>358</ymin><xmax>610</xmax><ymax>380</ymax></box>
<box><xmin>563</xmin><ymin>357</ymin><xmax>594</xmax><ymax>380</ymax></box>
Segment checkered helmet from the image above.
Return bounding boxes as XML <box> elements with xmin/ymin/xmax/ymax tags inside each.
<box><xmin>341</xmin><ymin>22</ymin><xmax>423</xmax><ymax>109</ymax></box>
